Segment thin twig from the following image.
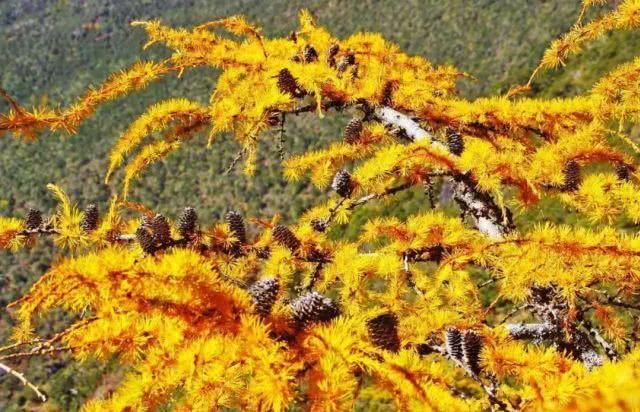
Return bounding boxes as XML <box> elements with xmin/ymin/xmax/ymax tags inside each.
<box><xmin>478</xmin><ymin>276</ymin><xmax>504</xmax><ymax>289</ymax></box>
<box><xmin>347</xmin><ymin>183</ymin><xmax>412</xmax><ymax>210</ymax></box>
<box><xmin>0</xmin><ymin>346</ymin><xmax>73</xmax><ymax>362</ymax></box>
<box><xmin>0</xmin><ymin>87</ymin><xmax>23</xmax><ymax>114</ymax></box>
<box><xmin>277</xmin><ymin>112</ymin><xmax>287</xmax><ymax>160</ymax></box>
<box><xmin>403</xmin><ymin>252</ymin><xmax>424</xmax><ymax>296</ymax></box>
<box><xmin>321</xmin><ymin>196</ymin><xmax>348</xmax><ymax>228</ymax></box>
<box><xmin>224</xmin><ymin>148</ymin><xmax>247</xmax><ymax>175</ymax></box>
<box><xmin>0</xmin><ymin>339</ymin><xmax>43</xmax><ymax>355</ymax></box>
<box><xmin>499</xmin><ymin>304</ymin><xmax>528</xmax><ymax>325</ymax></box>
<box><xmin>0</xmin><ymin>362</ymin><xmax>47</xmax><ymax>402</ymax></box>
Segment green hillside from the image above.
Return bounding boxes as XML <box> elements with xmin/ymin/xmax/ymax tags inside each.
<box><xmin>1</xmin><ymin>0</ymin><xmax>639</xmax><ymax>410</ymax></box>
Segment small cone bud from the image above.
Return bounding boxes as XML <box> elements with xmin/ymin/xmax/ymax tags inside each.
<box><xmin>367</xmin><ymin>312</ymin><xmax>401</xmax><ymax>352</ymax></box>
<box><xmin>272</xmin><ymin>225</ymin><xmax>301</xmax><ymax>252</ymax></box>
<box><xmin>25</xmin><ymin>208</ymin><xmax>43</xmax><ymax>230</ymax></box>
<box><xmin>291</xmin><ymin>291</ymin><xmax>339</xmax><ymax>327</ymax></box>
<box><xmin>344</xmin><ymin>118</ymin><xmax>363</xmax><ymax>145</ymax></box>
<box><xmin>331</xmin><ymin>169</ymin><xmax>353</xmax><ymax>197</ymax></box>
<box><xmin>178</xmin><ymin>207</ymin><xmax>198</xmax><ymax>238</ymax></box>
<box><xmin>80</xmin><ymin>204</ymin><xmax>99</xmax><ymax>233</ymax></box>
<box><xmin>151</xmin><ymin>214</ymin><xmax>172</xmax><ymax>245</ymax></box>
<box><xmin>248</xmin><ymin>278</ymin><xmax>280</xmax><ymax>316</ymax></box>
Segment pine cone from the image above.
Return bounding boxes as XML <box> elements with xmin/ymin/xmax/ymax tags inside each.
<box><xmin>248</xmin><ymin>278</ymin><xmax>280</xmax><ymax>316</ymax></box>
<box><xmin>381</xmin><ymin>81</ymin><xmax>395</xmax><ymax>106</ymax></box>
<box><xmin>151</xmin><ymin>214</ymin><xmax>172</xmax><ymax>245</ymax></box>
<box><xmin>225</xmin><ymin>210</ymin><xmax>247</xmax><ymax>244</ymax></box>
<box><xmin>178</xmin><ymin>207</ymin><xmax>198</xmax><ymax>238</ymax></box>
<box><xmin>331</xmin><ymin>169</ymin><xmax>353</xmax><ymax>197</ymax></box>
<box><xmin>445</xmin><ymin>327</ymin><xmax>463</xmax><ymax>360</ymax></box>
<box><xmin>563</xmin><ymin>160</ymin><xmax>581</xmax><ymax>192</ymax></box>
<box><xmin>25</xmin><ymin>208</ymin><xmax>43</xmax><ymax>230</ymax></box>
<box><xmin>277</xmin><ymin>68</ymin><xmax>304</xmax><ymax>98</ymax></box>
<box><xmin>136</xmin><ymin>226</ymin><xmax>156</xmax><ymax>254</ymax></box>
<box><xmin>446</xmin><ymin>129</ymin><xmax>464</xmax><ymax>156</ymax></box>
<box><xmin>80</xmin><ymin>204</ymin><xmax>99</xmax><ymax>233</ymax></box>
<box><xmin>303</xmin><ymin>45</ymin><xmax>318</xmax><ymax>63</ymax></box>
<box><xmin>462</xmin><ymin>330</ymin><xmax>482</xmax><ymax>375</ymax></box>
<box><xmin>291</xmin><ymin>291</ymin><xmax>339</xmax><ymax>327</ymax></box>
<box><xmin>344</xmin><ymin>118</ymin><xmax>363</xmax><ymax>145</ymax></box>
<box><xmin>310</xmin><ymin>218</ymin><xmax>327</xmax><ymax>233</ymax></box>
<box><xmin>272</xmin><ymin>225</ymin><xmax>301</xmax><ymax>252</ymax></box>
<box><xmin>327</xmin><ymin>43</ymin><xmax>340</xmax><ymax>67</ymax></box>
<box><xmin>616</xmin><ymin>163</ymin><xmax>631</xmax><ymax>181</ymax></box>
<box><xmin>367</xmin><ymin>312</ymin><xmax>401</xmax><ymax>352</ymax></box>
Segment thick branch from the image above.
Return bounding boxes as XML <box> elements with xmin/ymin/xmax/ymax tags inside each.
<box><xmin>373</xmin><ymin>107</ymin><xmax>513</xmax><ymax>239</ymax></box>
<box><xmin>374</xmin><ymin>107</ymin><xmax>434</xmax><ymax>142</ymax></box>
<box><xmin>506</xmin><ymin>323</ymin><xmax>557</xmax><ymax>342</ymax></box>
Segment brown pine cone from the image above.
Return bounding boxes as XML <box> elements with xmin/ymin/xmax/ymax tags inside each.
<box><xmin>272</xmin><ymin>225</ymin><xmax>301</xmax><ymax>252</ymax></box>
<box><xmin>367</xmin><ymin>312</ymin><xmax>401</xmax><ymax>352</ymax></box>
<box><xmin>80</xmin><ymin>204</ymin><xmax>99</xmax><ymax>233</ymax></box>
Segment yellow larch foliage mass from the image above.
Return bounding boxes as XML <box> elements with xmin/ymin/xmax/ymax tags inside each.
<box><xmin>3</xmin><ymin>3</ymin><xmax>640</xmax><ymax>411</ymax></box>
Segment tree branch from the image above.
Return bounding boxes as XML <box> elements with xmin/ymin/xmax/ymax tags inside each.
<box><xmin>506</xmin><ymin>322</ymin><xmax>557</xmax><ymax>342</ymax></box>
<box><xmin>373</xmin><ymin>107</ymin><xmax>513</xmax><ymax>239</ymax></box>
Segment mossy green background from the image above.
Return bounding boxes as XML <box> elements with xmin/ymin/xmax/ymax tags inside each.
<box><xmin>0</xmin><ymin>0</ymin><xmax>637</xmax><ymax>409</ymax></box>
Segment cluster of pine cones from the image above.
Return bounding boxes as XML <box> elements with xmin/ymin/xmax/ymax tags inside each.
<box><xmin>247</xmin><ymin>277</ymin><xmax>340</xmax><ymax>327</ymax></box>
<box><xmin>23</xmin><ymin>204</ymin><xmax>99</xmax><ymax>233</ymax></box>
<box><xmin>276</xmin><ymin>41</ymin><xmax>358</xmax><ymax>100</ymax></box>
<box><xmin>135</xmin><ymin>207</ymin><xmax>254</xmax><ymax>256</ymax></box>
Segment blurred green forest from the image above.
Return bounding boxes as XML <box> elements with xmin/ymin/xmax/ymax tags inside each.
<box><xmin>1</xmin><ymin>0</ymin><xmax>639</xmax><ymax>410</ymax></box>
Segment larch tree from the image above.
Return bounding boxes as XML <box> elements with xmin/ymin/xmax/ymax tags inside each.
<box><xmin>2</xmin><ymin>1</ymin><xmax>640</xmax><ymax>411</ymax></box>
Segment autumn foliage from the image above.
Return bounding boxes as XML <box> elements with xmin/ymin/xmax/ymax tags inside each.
<box><xmin>2</xmin><ymin>1</ymin><xmax>640</xmax><ymax>410</ymax></box>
